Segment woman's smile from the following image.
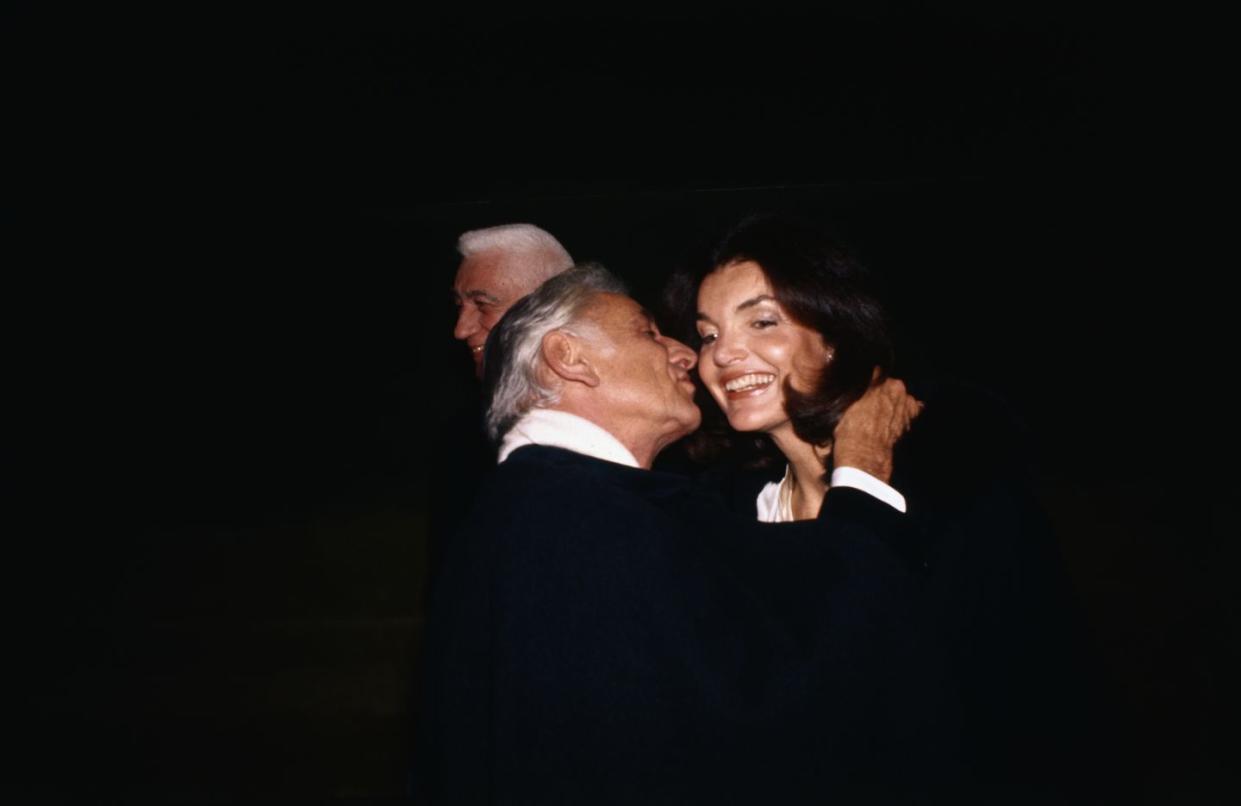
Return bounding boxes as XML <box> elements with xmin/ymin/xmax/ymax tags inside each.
<box><xmin>696</xmin><ymin>261</ymin><xmax>830</xmax><ymax>435</ymax></box>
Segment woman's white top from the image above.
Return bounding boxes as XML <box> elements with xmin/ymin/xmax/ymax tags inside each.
<box><xmin>756</xmin><ymin>465</ymin><xmax>908</xmax><ymax>523</ymax></box>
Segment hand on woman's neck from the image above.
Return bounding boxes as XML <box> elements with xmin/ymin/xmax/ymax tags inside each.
<box><xmin>771</xmin><ymin>428</ymin><xmax>832</xmax><ymax>521</ymax></box>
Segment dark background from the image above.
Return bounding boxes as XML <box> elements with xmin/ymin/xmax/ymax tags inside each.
<box><xmin>13</xmin><ymin>4</ymin><xmax>1233</xmax><ymax>803</ymax></box>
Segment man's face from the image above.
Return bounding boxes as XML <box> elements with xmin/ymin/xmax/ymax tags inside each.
<box><xmin>578</xmin><ymin>293</ymin><xmax>702</xmax><ymax>451</ymax></box>
<box><xmin>453</xmin><ymin>250</ymin><xmax>542</xmax><ymax>376</ymax></box>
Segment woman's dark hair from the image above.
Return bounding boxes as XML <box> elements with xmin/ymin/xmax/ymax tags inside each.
<box><xmin>662</xmin><ymin>212</ymin><xmax>894</xmax><ymax>471</ymax></box>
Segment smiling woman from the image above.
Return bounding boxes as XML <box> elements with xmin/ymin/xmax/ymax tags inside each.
<box><xmin>663</xmin><ymin>212</ymin><xmax>1110</xmax><ymax>799</ymax></box>
<box><xmin>665</xmin><ymin>213</ymin><xmax>900</xmax><ymax>520</ymax></box>
<box><xmin>697</xmin><ymin>260</ymin><xmax>836</xmax><ymax>437</ymax></box>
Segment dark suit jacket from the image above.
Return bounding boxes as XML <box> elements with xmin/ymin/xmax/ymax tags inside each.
<box><xmin>416</xmin><ymin>445</ymin><xmax>957</xmax><ymax>805</ymax></box>
<box><xmin>709</xmin><ymin>379</ymin><xmax>1117</xmax><ymax>804</ymax></box>
<box><xmin>899</xmin><ymin>379</ymin><xmax>1123</xmax><ymax>803</ymax></box>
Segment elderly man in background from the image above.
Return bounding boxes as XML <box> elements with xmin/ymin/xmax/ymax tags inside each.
<box><xmin>452</xmin><ymin>223</ymin><xmax>574</xmax><ymax>377</ymax></box>
<box><xmin>417</xmin><ymin>264</ymin><xmax>950</xmax><ymax>804</ymax></box>
<box><xmin>430</xmin><ymin>223</ymin><xmax>576</xmax><ymax>580</ymax></box>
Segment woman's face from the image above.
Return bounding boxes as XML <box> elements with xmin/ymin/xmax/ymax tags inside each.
<box><xmin>696</xmin><ymin>260</ymin><xmax>832</xmax><ymax>436</ymax></box>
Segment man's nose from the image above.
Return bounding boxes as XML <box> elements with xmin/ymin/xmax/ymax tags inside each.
<box><xmin>453</xmin><ymin>305</ymin><xmax>479</xmax><ymax>341</ymax></box>
<box><xmin>663</xmin><ymin>336</ymin><xmax>697</xmax><ymax>371</ymax></box>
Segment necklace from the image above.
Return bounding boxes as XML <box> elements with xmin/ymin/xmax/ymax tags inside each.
<box><xmin>776</xmin><ymin>466</ymin><xmax>795</xmax><ymax>522</ymax></box>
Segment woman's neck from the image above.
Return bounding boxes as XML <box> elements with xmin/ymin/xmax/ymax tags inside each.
<box><xmin>770</xmin><ymin>427</ymin><xmax>831</xmax><ymax>521</ymax></box>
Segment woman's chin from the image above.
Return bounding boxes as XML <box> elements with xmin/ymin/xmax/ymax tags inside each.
<box><xmin>725</xmin><ymin>412</ymin><xmax>770</xmax><ymax>434</ymax></box>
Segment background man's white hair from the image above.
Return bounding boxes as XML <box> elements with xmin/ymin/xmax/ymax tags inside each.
<box><xmin>482</xmin><ymin>263</ymin><xmax>627</xmax><ymax>442</ymax></box>
<box><xmin>457</xmin><ymin>223</ymin><xmax>574</xmax><ymax>283</ymax></box>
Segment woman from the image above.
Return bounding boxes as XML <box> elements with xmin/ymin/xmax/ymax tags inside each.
<box><xmin>667</xmin><ymin>212</ymin><xmax>1110</xmax><ymax>802</ymax></box>
<box><xmin>666</xmin><ymin>212</ymin><xmax>920</xmax><ymax>521</ymax></box>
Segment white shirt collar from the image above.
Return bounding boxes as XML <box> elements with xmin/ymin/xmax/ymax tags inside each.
<box><xmin>756</xmin><ymin>463</ymin><xmax>908</xmax><ymax>522</ymax></box>
<box><xmin>497</xmin><ymin>408</ymin><xmax>641</xmax><ymax>468</ymax></box>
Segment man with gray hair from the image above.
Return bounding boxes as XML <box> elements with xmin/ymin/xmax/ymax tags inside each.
<box><xmin>417</xmin><ymin>265</ymin><xmax>949</xmax><ymax>804</ymax></box>
<box><xmin>481</xmin><ymin>262</ymin><xmax>701</xmax><ymax>468</ymax></box>
<box><xmin>430</xmin><ymin>224</ymin><xmax>574</xmax><ymax>594</ymax></box>
<box><xmin>452</xmin><ymin>223</ymin><xmax>574</xmax><ymax>377</ymax></box>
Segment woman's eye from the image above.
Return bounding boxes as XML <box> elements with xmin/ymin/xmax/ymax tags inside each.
<box><xmin>753</xmin><ymin>318</ymin><xmax>777</xmax><ymax>330</ymax></box>
<box><xmin>699</xmin><ymin>333</ymin><xmax>717</xmax><ymax>345</ymax></box>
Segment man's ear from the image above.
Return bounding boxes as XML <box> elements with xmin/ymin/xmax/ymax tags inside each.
<box><xmin>541</xmin><ymin>330</ymin><xmax>600</xmax><ymax>388</ymax></box>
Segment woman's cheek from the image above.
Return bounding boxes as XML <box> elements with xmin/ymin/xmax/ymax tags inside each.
<box><xmin>792</xmin><ymin>350</ymin><xmax>828</xmax><ymax>390</ymax></box>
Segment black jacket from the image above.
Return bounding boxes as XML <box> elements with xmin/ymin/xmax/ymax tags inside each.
<box><xmin>704</xmin><ymin>379</ymin><xmax>1117</xmax><ymax>804</ymax></box>
<box><xmin>416</xmin><ymin>445</ymin><xmax>956</xmax><ymax>805</ymax></box>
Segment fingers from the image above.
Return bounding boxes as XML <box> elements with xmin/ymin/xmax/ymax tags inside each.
<box><xmin>902</xmin><ymin>396</ymin><xmax>924</xmax><ymax>433</ymax></box>
<box><xmin>837</xmin><ymin>375</ymin><xmax>921</xmax><ymax>438</ymax></box>
<box><xmin>871</xmin><ymin>376</ymin><xmax>922</xmax><ymax>433</ymax></box>
<box><xmin>874</xmin><ymin>376</ymin><xmax>906</xmax><ymax>398</ymax></box>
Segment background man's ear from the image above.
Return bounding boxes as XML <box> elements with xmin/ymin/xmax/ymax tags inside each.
<box><xmin>541</xmin><ymin>330</ymin><xmax>600</xmax><ymax>388</ymax></box>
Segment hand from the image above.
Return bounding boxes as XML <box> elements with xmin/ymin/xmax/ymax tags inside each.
<box><xmin>831</xmin><ymin>373</ymin><xmax>923</xmax><ymax>484</ymax></box>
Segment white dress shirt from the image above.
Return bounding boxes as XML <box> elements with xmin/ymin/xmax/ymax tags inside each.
<box><xmin>497</xmin><ymin>409</ymin><xmax>640</xmax><ymax>468</ymax></box>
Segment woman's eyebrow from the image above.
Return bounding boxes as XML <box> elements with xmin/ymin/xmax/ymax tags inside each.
<box><xmin>736</xmin><ymin>294</ymin><xmax>776</xmax><ymax>311</ymax></box>
<box><xmin>696</xmin><ymin>295</ymin><xmax>776</xmax><ymax>324</ymax></box>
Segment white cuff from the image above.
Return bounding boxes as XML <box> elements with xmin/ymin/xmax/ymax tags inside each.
<box><xmin>830</xmin><ymin>466</ymin><xmax>907</xmax><ymax>513</ymax></box>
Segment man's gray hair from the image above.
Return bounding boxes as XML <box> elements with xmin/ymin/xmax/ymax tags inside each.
<box><xmin>482</xmin><ymin>263</ymin><xmax>627</xmax><ymax>442</ymax></box>
<box><xmin>457</xmin><ymin>223</ymin><xmax>574</xmax><ymax>283</ymax></box>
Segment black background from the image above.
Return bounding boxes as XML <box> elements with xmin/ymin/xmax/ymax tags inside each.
<box><xmin>12</xmin><ymin>4</ymin><xmax>1233</xmax><ymax>803</ymax></box>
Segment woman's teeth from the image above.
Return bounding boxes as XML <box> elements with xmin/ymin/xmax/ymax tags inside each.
<box><xmin>724</xmin><ymin>373</ymin><xmax>775</xmax><ymax>392</ymax></box>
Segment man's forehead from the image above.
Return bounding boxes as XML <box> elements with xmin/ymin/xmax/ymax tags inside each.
<box><xmin>454</xmin><ymin>249</ymin><xmax>539</xmax><ymax>289</ymax></box>
<box><xmin>586</xmin><ymin>292</ymin><xmax>648</xmax><ymax>323</ymax></box>
<box><xmin>454</xmin><ymin>252</ymin><xmax>503</xmax><ymax>288</ymax></box>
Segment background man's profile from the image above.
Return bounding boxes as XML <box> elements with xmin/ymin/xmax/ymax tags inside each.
<box><xmin>452</xmin><ymin>223</ymin><xmax>574</xmax><ymax>377</ymax></box>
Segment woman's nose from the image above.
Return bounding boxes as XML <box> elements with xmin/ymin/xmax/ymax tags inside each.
<box><xmin>712</xmin><ymin>331</ymin><xmax>745</xmax><ymax>365</ymax></box>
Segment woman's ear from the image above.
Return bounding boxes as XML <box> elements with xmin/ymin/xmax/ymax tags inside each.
<box><xmin>541</xmin><ymin>330</ymin><xmax>601</xmax><ymax>388</ymax></box>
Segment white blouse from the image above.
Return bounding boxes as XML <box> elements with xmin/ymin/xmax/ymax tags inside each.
<box><xmin>756</xmin><ymin>465</ymin><xmax>908</xmax><ymax>522</ymax></box>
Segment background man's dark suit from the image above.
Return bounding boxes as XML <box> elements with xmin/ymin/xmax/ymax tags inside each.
<box><xmin>417</xmin><ymin>444</ymin><xmax>958</xmax><ymax>804</ymax></box>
